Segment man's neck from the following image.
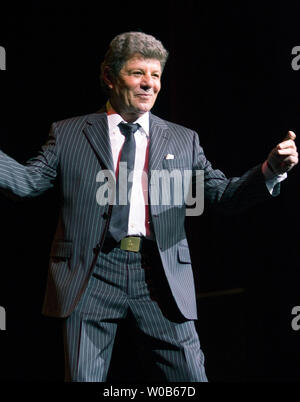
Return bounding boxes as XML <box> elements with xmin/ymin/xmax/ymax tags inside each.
<box><xmin>107</xmin><ymin>99</ymin><xmax>147</xmax><ymax>123</ymax></box>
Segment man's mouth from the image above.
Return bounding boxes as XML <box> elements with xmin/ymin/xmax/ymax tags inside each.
<box><xmin>135</xmin><ymin>93</ymin><xmax>152</xmax><ymax>98</ymax></box>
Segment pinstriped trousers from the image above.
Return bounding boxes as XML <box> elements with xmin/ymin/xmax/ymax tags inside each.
<box><xmin>63</xmin><ymin>246</ymin><xmax>208</xmax><ymax>382</ymax></box>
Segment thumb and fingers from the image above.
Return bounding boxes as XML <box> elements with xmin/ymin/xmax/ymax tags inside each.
<box><xmin>268</xmin><ymin>131</ymin><xmax>298</xmax><ymax>174</ymax></box>
<box><xmin>284</xmin><ymin>130</ymin><xmax>296</xmax><ymax>141</ymax></box>
<box><xmin>277</xmin><ymin>131</ymin><xmax>297</xmax><ymax>150</ymax></box>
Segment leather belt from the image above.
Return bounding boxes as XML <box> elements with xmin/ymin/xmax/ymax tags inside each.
<box><xmin>101</xmin><ymin>236</ymin><xmax>156</xmax><ymax>254</ymax></box>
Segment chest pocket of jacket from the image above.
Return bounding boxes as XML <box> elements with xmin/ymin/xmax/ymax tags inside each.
<box><xmin>177</xmin><ymin>246</ymin><xmax>191</xmax><ymax>264</ymax></box>
<box><xmin>152</xmin><ymin>160</ymin><xmax>188</xmax><ymax>207</ymax></box>
<box><xmin>162</xmin><ymin>158</ymin><xmax>187</xmax><ymax>170</ymax></box>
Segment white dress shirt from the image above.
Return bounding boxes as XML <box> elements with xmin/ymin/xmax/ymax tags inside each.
<box><xmin>106</xmin><ymin>102</ymin><xmax>150</xmax><ymax>237</ymax></box>
<box><xmin>261</xmin><ymin>160</ymin><xmax>287</xmax><ymax>196</ymax></box>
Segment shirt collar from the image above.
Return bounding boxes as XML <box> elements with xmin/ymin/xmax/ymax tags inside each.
<box><xmin>106</xmin><ymin>100</ymin><xmax>149</xmax><ymax>136</ymax></box>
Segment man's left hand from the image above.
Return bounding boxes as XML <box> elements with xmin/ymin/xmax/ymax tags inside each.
<box><xmin>267</xmin><ymin>131</ymin><xmax>298</xmax><ymax>175</ymax></box>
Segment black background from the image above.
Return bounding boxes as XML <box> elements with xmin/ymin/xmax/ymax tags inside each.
<box><xmin>0</xmin><ymin>0</ymin><xmax>299</xmax><ymax>383</ymax></box>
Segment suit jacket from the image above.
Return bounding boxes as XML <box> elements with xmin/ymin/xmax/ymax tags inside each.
<box><xmin>0</xmin><ymin>111</ymin><xmax>273</xmax><ymax>319</ymax></box>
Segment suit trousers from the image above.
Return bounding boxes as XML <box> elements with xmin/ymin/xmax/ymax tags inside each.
<box><xmin>62</xmin><ymin>244</ymin><xmax>208</xmax><ymax>382</ymax></box>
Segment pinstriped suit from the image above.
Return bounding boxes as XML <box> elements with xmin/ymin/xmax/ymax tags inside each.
<box><xmin>0</xmin><ymin>110</ymin><xmax>272</xmax><ymax>381</ymax></box>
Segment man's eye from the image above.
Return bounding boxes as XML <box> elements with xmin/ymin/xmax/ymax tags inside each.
<box><xmin>133</xmin><ymin>71</ymin><xmax>142</xmax><ymax>75</ymax></box>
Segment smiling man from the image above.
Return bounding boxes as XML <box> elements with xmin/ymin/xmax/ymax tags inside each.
<box><xmin>0</xmin><ymin>31</ymin><xmax>298</xmax><ymax>382</ymax></box>
<box><xmin>103</xmin><ymin>54</ymin><xmax>162</xmax><ymax>121</ymax></box>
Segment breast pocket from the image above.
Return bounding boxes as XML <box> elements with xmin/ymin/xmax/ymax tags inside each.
<box><xmin>177</xmin><ymin>245</ymin><xmax>192</xmax><ymax>264</ymax></box>
<box><xmin>155</xmin><ymin>160</ymin><xmax>189</xmax><ymax>207</ymax></box>
<box><xmin>162</xmin><ymin>159</ymin><xmax>187</xmax><ymax>170</ymax></box>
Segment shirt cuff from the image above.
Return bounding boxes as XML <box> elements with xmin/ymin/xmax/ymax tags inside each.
<box><xmin>261</xmin><ymin>161</ymin><xmax>287</xmax><ymax>196</ymax></box>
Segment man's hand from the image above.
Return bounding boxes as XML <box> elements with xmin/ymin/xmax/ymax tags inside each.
<box><xmin>267</xmin><ymin>131</ymin><xmax>298</xmax><ymax>175</ymax></box>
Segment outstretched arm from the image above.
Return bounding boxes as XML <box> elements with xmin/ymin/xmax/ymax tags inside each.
<box><xmin>194</xmin><ymin>130</ymin><xmax>298</xmax><ymax>213</ymax></box>
<box><xmin>0</xmin><ymin>123</ymin><xmax>59</xmax><ymax>199</ymax></box>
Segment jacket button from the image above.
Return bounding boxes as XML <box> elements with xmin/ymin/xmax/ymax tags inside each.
<box><xmin>102</xmin><ymin>212</ymin><xmax>109</xmax><ymax>219</ymax></box>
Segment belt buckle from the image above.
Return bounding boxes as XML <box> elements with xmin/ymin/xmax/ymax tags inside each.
<box><xmin>120</xmin><ymin>237</ymin><xmax>141</xmax><ymax>252</ymax></box>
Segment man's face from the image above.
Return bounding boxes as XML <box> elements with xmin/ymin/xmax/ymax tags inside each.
<box><xmin>106</xmin><ymin>54</ymin><xmax>162</xmax><ymax>120</ymax></box>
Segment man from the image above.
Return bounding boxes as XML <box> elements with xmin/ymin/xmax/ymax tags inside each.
<box><xmin>0</xmin><ymin>32</ymin><xmax>298</xmax><ymax>382</ymax></box>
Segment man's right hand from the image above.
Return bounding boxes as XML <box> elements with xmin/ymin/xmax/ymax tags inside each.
<box><xmin>267</xmin><ymin>131</ymin><xmax>298</xmax><ymax>175</ymax></box>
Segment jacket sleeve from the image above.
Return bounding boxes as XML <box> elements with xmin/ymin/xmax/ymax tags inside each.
<box><xmin>0</xmin><ymin>123</ymin><xmax>59</xmax><ymax>198</ymax></box>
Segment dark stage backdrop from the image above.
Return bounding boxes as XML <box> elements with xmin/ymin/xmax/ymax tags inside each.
<box><xmin>0</xmin><ymin>0</ymin><xmax>299</xmax><ymax>383</ymax></box>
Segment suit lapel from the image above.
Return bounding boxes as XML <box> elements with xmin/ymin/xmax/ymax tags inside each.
<box><xmin>83</xmin><ymin>112</ymin><xmax>170</xmax><ymax>174</ymax></box>
<box><xmin>148</xmin><ymin>113</ymin><xmax>171</xmax><ymax>172</ymax></box>
<box><xmin>83</xmin><ymin>112</ymin><xmax>114</xmax><ymax>172</ymax></box>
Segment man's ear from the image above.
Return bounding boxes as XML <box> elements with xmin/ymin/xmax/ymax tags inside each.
<box><xmin>102</xmin><ymin>66</ymin><xmax>114</xmax><ymax>89</ymax></box>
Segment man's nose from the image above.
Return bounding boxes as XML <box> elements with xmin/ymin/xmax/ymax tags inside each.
<box><xmin>140</xmin><ymin>74</ymin><xmax>153</xmax><ymax>90</ymax></box>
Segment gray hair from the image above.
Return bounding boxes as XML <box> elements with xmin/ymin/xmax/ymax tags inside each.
<box><xmin>100</xmin><ymin>31</ymin><xmax>169</xmax><ymax>91</ymax></box>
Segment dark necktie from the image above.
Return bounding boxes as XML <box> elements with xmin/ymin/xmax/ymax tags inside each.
<box><xmin>108</xmin><ymin>122</ymin><xmax>140</xmax><ymax>242</ymax></box>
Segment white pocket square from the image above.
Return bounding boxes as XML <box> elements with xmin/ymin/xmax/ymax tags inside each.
<box><xmin>165</xmin><ymin>154</ymin><xmax>175</xmax><ymax>160</ymax></box>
